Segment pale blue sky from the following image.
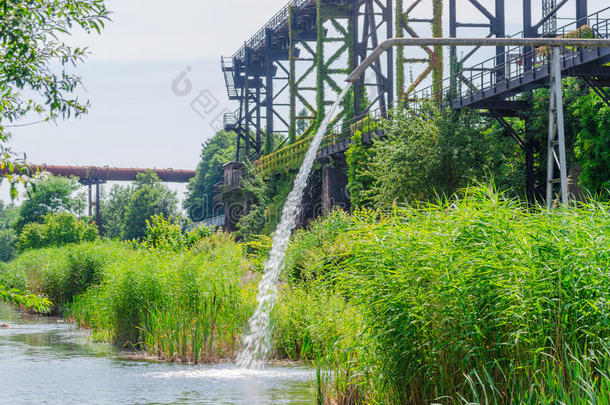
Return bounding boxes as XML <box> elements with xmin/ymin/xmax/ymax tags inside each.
<box><xmin>1</xmin><ymin>0</ymin><xmax>606</xmax><ymax>203</ymax></box>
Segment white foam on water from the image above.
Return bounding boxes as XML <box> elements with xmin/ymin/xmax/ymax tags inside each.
<box><xmin>236</xmin><ymin>84</ymin><xmax>352</xmax><ymax>369</ymax></box>
<box><xmin>144</xmin><ymin>366</ymin><xmax>313</xmax><ymax>381</ymax></box>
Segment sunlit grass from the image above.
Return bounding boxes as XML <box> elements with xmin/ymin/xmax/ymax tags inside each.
<box><xmin>2</xmin><ymin>185</ymin><xmax>610</xmax><ymax>403</ymax></box>
<box><xmin>293</xmin><ymin>186</ymin><xmax>610</xmax><ymax>404</ymax></box>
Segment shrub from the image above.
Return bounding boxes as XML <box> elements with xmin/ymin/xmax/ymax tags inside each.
<box><xmin>18</xmin><ymin>212</ymin><xmax>98</xmax><ymax>251</ymax></box>
<box><xmin>285</xmin><ymin>209</ymin><xmax>354</xmax><ymax>282</ymax></box>
<box><xmin>140</xmin><ymin>215</ymin><xmax>185</xmax><ymax>251</ymax></box>
<box><xmin>139</xmin><ymin>215</ymin><xmax>214</xmax><ymax>252</ymax></box>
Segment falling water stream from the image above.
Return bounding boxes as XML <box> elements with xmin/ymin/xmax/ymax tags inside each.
<box><xmin>237</xmin><ymin>84</ymin><xmax>352</xmax><ymax>369</ymax></box>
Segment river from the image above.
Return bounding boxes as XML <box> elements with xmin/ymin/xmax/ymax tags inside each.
<box><xmin>0</xmin><ymin>304</ymin><xmax>314</xmax><ymax>404</ymax></box>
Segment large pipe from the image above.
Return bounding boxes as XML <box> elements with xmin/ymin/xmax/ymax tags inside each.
<box><xmin>346</xmin><ymin>37</ymin><xmax>610</xmax><ymax>82</ymax></box>
<box><xmin>0</xmin><ymin>165</ymin><xmax>196</xmax><ymax>183</ymax></box>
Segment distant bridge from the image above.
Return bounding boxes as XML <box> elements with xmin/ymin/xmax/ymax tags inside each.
<box><xmin>4</xmin><ymin>164</ymin><xmax>197</xmax><ymax>183</ymax></box>
<box><xmin>1</xmin><ymin>164</ymin><xmax>196</xmax><ymax>228</ymax></box>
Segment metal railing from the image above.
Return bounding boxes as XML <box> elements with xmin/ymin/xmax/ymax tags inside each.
<box><xmin>412</xmin><ymin>6</ymin><xmax>610</xmax><ymax>103</ymax></box>
<box><xmin>233</xmin><ymin>0</ymin><xmax>312</xmax><ymax>60</ymax></box>
<box><xmin>223</xmin><ymin>110</ymin><xmax>239</xmax><ymax>131</ymax></box>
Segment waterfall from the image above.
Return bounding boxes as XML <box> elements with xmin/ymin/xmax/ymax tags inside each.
<box><xmin>237</xmin><ymin>84</ymin><xmax>352</xmax><ymax>369</ymax></box>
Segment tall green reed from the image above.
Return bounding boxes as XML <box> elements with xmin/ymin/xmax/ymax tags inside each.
<box><xmin>296</xmin><ymin>187</ymin><xmax>610</xmax><ymax>404</ymax></box>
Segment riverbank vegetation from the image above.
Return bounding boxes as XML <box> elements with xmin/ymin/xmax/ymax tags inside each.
<box><xmin>1</xmin><ymin>186</ymin><xmax>609</xmax><ymax>403</ymax></box>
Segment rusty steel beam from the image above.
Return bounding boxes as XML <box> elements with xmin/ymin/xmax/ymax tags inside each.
<box><xmin>1</xmin><ymin>165</ymin><xmax>196</xmax><ymax>183</ymax></box>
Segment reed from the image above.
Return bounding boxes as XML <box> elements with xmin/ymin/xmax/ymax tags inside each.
<box><xmin>296</xmin><ymin>186</ymin><xmax>610</xmax><ymax>404</ymax></box>
<box><xmin>3</xmin><ymin>185</ymin><xmax>610</xmax><ymax>403</ymax></box>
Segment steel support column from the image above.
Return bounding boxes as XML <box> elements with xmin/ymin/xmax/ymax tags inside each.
<box><xmin>265</xmin><ymin>33</ymin><xmax>274</xmax><ymax>150</ymax></box>
<box><xmin>577</xmin><ymin>0</ymin><xmax>588</xmax><ymax>28</ymax></box>
<box><xmin>546</xmin><ymin>47</ymin><xmax>569</xmax><ymax>208</ymax></box>
<box><xmin>542</xmin><ymin>0</ymin><xmax>558</xmax><ymax>34</ymax></box>
<box><xmin>523</xmin><ymin>0</ymin><xmax>534</xmax><ymax>72</ymax></box>
<box><xmin>88</xmin><ymin>184</ymin><xmax>92</xmax><ymax>218</ymax></box>
<box><xmin>494</xmin><ymin>0</ymin><xmax>505</xmax><ymax>79</ymax></box>
<box><xmin>95</xmin><ymin>181</ymin><xmax>101</xmax><ymax>229</ymax></box>
<box><xmin>289</xmin><ymin>6</ymin><xmax>297</xmax><ymax>143</ymax></box>
<box><xmin>311</xmin><ymin>3</ymin><xmax>356</xmax><ymax>130</ymax></box>
<box><xmin>353</xmin><ymin>0</ymin><xmax>393</xmax><ymax>116</ymax></box>
<box><xmin>80</xmin><ymin>178</ymin><xmax>105</xmax><ymax>229</ymax></box>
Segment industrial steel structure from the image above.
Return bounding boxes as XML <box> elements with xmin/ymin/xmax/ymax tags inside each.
<box><xmin>222</xmin><ymin>0</ymin><xmax>395</xmax><ymax>160</ymax></box>
<box><xmin>222</xmin><ymin>0</ymin><xmax>610</xmax><ymax>205</ymax></box>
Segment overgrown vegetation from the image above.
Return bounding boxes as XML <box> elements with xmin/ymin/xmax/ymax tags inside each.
<box><xmin>284</xmin><ymin>187</ymin><xmax>610</xmax><ymax>404</ymax></box>
<box><xmin>2</xmin><ymin>187</ymin><xmax>610</xmax><ymax>405</ymax></box>
<box><xmin>573</xmin><ymin>91</ymin><xmax>610</xmax><ymax>195</ymax></box>
<box><xmin>0</xmin><ymin>8</ymin><xmax>608</xmax><ymax>399</ymax></box>
<box><xmin>346</xmin><ymin>104</ymin><xmax>524</xmax><ymax>208</ymax></box>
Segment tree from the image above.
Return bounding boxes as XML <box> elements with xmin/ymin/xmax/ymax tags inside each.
<box><xmin>0</xmin><ymin>200</ymin><xmax>18</xmax><ymax>261</ymax></box>
<box><xmin>359</xmin><ymin>104</ymin><xmax>525</xmax><ymax>207</ymax></box>
<box><xmin>573</xmin><ymin>92</ymin><xmax>610</xmax><ymax>195</ymax></box>
<box><xmin>122</xmin><ymin>171</ymin><xmax>179</xmax><ymax>240</ymax></box>
<box><xmin>0</xmin><ymin>0</ymin><xmax>109</xmax><ymax>307</ymax></box>
<box><xmin>0</xmin><ymin>0</ymin><xmax>110</xmax><ymax>195</ymax></box>
<box><xmin>366</xmin><ymin>106</ymin><xmax>443</xmax><ymax>205</ymax></box>
<box><xmin>99</xmin><ymin>184</ymin><xmax>132</xmax><ymax>238</ymax></box>
<box><xmin>13</xmin><ymin>175</ymin><xmax>83</xmax><ymax>233</ymax></box>
<box><xmin>184</xmin><ymin>131</ymin><xmax>235</xmax><ymax>222</ymax></box>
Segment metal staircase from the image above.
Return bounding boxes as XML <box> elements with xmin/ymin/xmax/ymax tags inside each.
<box><xmin>221</xmin><ymin>57</ymin><xmax>239</xmax><ymax>100</ymax></box>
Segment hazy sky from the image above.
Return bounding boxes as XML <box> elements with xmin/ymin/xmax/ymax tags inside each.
<box><xmin>1</xmin><ymin>0</ymin><xmax>606</xmax><ymax>203</ymax></box>
<box><xmin>2</xmin><ymin>0</ymin><xmax>294</xmax><ymax>202</ymax></box>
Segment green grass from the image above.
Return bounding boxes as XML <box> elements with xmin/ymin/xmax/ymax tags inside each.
<box><xmin>2</xmin><ymin>186</ymin><xmax>610</xmax><ymax>403</ymax></box>
<box><xmin>66</xmin><ymin>236</ymin><xmax>258</xmax><ymax>360</ymax></box>
<box><xmin>285</xmin><ymin>187</ymin><xmax>610</xmax><ymax>404</ymax></box>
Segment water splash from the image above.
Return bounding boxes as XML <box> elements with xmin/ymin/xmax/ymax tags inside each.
<box><xmin>237</xmin><ymin>84</ymin><xmax>352</xmax><ymax>369</ymax></box>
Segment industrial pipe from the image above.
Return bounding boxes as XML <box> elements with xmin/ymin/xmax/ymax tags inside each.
<box><xmin>346</xmin><ymin>37</ymin><xmax>610</xmax><ymax>82</ymax></box>
<box><xmin>345</xmin><ymin>36</ymin><xmax>610</xmax><ymax>208</ymax></box>
<box><xmin>0</xmin><ymin>165</ymin><xmax>196</xmax><ymax>183</ymax></box>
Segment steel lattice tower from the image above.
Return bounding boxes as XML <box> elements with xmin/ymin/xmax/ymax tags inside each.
<box><xmin>542</xmin><ymin>0</ymin><xmax>557</xmax><ymax>34</ymax></box>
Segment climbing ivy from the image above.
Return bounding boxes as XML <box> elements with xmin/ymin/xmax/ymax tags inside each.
<box><xmin>432</xmin><ymin>0</ymin><xmax>444</xmax><ymax>100</ymax></box>
<box><xmin>315</xmin><ymin>1</ymin><xmax>326</xmax><ymax>131</ymax></box>
<box><xmin>289</xmin><ymin>5</ymin><xmax>297</xmax><ymax>144</ymax></box>
<box><xmin>345</xmin><ymin>130</ymin><xmax>375</xmax><ymax>208</ymax></box>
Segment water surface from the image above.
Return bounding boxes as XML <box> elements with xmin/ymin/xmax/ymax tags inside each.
<box><xmin>0</xmin><ymin>304</ymin><xmax>314</xmax><ymax>404</ymax></box>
